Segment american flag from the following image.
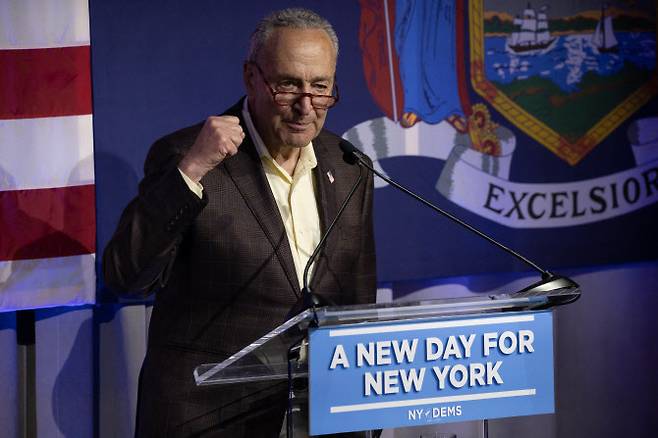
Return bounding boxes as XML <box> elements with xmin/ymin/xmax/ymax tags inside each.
<box><xmin>0</xmin><ymin>0</ymin><xmax>96</xmax><ymax>311</ymax></box>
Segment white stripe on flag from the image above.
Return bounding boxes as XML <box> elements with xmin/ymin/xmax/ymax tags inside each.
<box><xmin>0</xmin><ymin>0</ymin><xmax>96</xmax><ymax>312</ymax></box>
<box><xmin>0</xmin><ymin>115</ymin><xmax>95</xmax><ymax>191</ymax></box>
<box><xmin>0</xmin><ymin>0</ymin><xmax>90</xmax><ymax>49</ymax></box>
<box><xmin>0</xmin><ymin>254</ymin><xmax>96</xmax><ymax>311</ymax></box>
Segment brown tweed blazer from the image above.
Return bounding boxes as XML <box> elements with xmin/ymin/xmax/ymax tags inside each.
<box><xmin>103</xmin><ymin>98</ymin><xmax>376</xmax><ymax>437</ymax></box>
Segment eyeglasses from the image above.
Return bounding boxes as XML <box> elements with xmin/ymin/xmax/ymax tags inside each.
<box><xmin>250</xmin><ymin>62</ymin><xmax>339</xmax><ymax>110</ymax></box>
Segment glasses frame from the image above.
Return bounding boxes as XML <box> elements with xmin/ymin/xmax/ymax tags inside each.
<box><xmin>249</xmin><ymin>62</ymin><xmax>339</xmax><ymax>110</ymax></box>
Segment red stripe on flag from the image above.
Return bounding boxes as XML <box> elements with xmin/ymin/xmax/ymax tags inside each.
<box><xmin>0</xmin><ymin>46</ymin><xmax>92</xmax><ymax>119</ymax></box>
<box><xmin>0</xmin><ymin>185</ymin><xmax>96</xmax><ymax>261</ymax></box>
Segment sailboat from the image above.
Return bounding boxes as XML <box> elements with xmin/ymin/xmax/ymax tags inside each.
<box><xmin>507</xmin><ymin>4</ymin><xmax>556</xmax><ymax>54</ymax></box>
<box><xmin>592</xmin><ymin>4</ymin><xmax>618</xmax><ymax>53</ymax></box>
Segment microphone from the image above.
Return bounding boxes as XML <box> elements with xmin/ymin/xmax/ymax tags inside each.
<box><xmin>286</xmin><ymin>156</ymin><xmax>365</xmax><ymax>323</ymax></box>
<box><xmin>286</xmin><ymin>148</ymin><xmax>366</xmax><ymax>438</ymax></box>
<box><xmin>339</xmin><ymin>140</ymin><xmax>580</xmax><ymax>306</ymax></box>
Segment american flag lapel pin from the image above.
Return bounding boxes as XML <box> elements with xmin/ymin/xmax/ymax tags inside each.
<box><xmin>327</xmin><ymin>170</ymin><xmax>334</xmax><ymax>184</ymax></box>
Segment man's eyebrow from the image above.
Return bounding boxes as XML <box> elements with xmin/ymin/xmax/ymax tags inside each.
<box><xmin>311</xmin><ymin>76</ymin><xmax>333</xmax><ymax>83</ymax></box>
<box><xmin>273</xmin><ymin>74</ymin><xmax>333</xmax><ymax>83</ymax></box>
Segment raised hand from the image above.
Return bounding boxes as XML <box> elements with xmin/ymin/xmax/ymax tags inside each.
<box><xmin>178</xmin><ymin>116</ymin><xmax>246</xmax><ymax>182</ymax></box>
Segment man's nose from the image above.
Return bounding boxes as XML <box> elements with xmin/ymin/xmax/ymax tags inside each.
<box><xmin>294</xmin><ymin>94</ymin><xmax>314</xmax><ymax>115</ymax></box>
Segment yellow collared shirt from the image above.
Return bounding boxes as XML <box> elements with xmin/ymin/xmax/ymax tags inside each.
<box><xmin>179</xmin><ymin>101</ymin><xmax>322</xmax><ymax>289</ymax></box>
<box><xmin>242</xmin><ymin>100</ymin><xmax>321</xmax><ymax>289</ymax></box>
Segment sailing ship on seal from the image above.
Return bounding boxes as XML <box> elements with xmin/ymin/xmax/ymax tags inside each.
<box><xmin>592</xmin><ymin>3</ymin><xmax>618</xmax><ymax>53</ymax></box>
<box><xmin>507</xmin><ymin>3</ymin><xmax>556</xmax><ymax>54</ymax></box>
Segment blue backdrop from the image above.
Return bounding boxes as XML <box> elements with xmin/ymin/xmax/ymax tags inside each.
<box><xmin>91</xmin><ymin>0</ymin><xmax>658</xmax><ymax>294</ymax></box>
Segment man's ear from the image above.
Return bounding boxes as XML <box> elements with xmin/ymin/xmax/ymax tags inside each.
<box><xmin>243</xmin><ymin>62</ymin><xmax>256</xmax><ymax>95</ymax></box>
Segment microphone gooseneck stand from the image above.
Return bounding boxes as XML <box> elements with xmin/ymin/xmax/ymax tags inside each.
<box><xmin>287</xmin><ymin>161</ymin><xmax>364</xmax><ymax>438</ymax></box>
<box><xmin>301</xmin><ymin>159</ymin><xmax>364</xmax><ymax>326</ymax></box>
<box><xmin>339</xmin><ymin>140</ymin><xmax>579</xmax><ymax>304</ymax></box>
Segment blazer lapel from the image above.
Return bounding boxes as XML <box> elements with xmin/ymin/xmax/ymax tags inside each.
<box><xmin>223</xmin><ymin>119</ymin><xmax>301</xmax><ymax>298</ymax></box>
<box><xmin>310</xmin><ymin>135</ymin><xmax>339</xmax><ymax>291</ymax></box>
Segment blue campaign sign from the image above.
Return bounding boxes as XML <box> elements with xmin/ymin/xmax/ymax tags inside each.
<box><xmin>308</xmin><ymin>311</ymin><xmax>554</xmax><ymax>435</ymax></box>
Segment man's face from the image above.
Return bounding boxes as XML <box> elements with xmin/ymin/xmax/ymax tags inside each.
<box><xmin>244</xmin><ymin>27</ymin><xmax>337</xmax><ymax>152</ymax></box>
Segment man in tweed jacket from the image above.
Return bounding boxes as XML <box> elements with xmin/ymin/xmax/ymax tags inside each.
<box><xmin>103</xmin><ymin>8</ymin><xmax>376</xmax><ymax>437</ymax></box>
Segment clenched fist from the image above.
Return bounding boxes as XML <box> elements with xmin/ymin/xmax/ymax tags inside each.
<box><xmin>178</xmin><ymin>116</ymin><xmax>246</xmax><ymax>182</ymax></box>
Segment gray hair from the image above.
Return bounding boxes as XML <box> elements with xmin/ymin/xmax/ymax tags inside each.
<box><xmin>247</xmin><ymin>8</ymin><xmax>339</xmax><ymax>63</ymax></box>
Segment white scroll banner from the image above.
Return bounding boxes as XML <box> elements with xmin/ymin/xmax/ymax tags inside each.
<box><xmin>438</xmin><ymin>153</ymin><xmax>658</xmax><ymax>228</ymax></box>
<box><xmin>343</xmin><ymin>117</ymin><xmax>458</xmax><ymax>188</ymax></box>
<box><xmin>344</xmin><ymin>116</ymin><xmax>658</xmax><ymax>229</ymax></box>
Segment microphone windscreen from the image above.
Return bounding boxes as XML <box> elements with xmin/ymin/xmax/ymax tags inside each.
<box><xmin>339</xmin><ymin>140</ymin><xmax>359</xmax><ymax>165</ymax></box>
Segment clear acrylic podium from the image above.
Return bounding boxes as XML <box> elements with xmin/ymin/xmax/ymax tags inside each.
<box><xmin>193</xmin><ymin>282</ymin><xmax>579</xmax><ymax>436</ymax></box>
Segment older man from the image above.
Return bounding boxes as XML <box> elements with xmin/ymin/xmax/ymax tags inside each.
<box><xmin>103</xmin><ymin>8</ymin><xmax>376</xmax><ymax>437</ymax></box>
